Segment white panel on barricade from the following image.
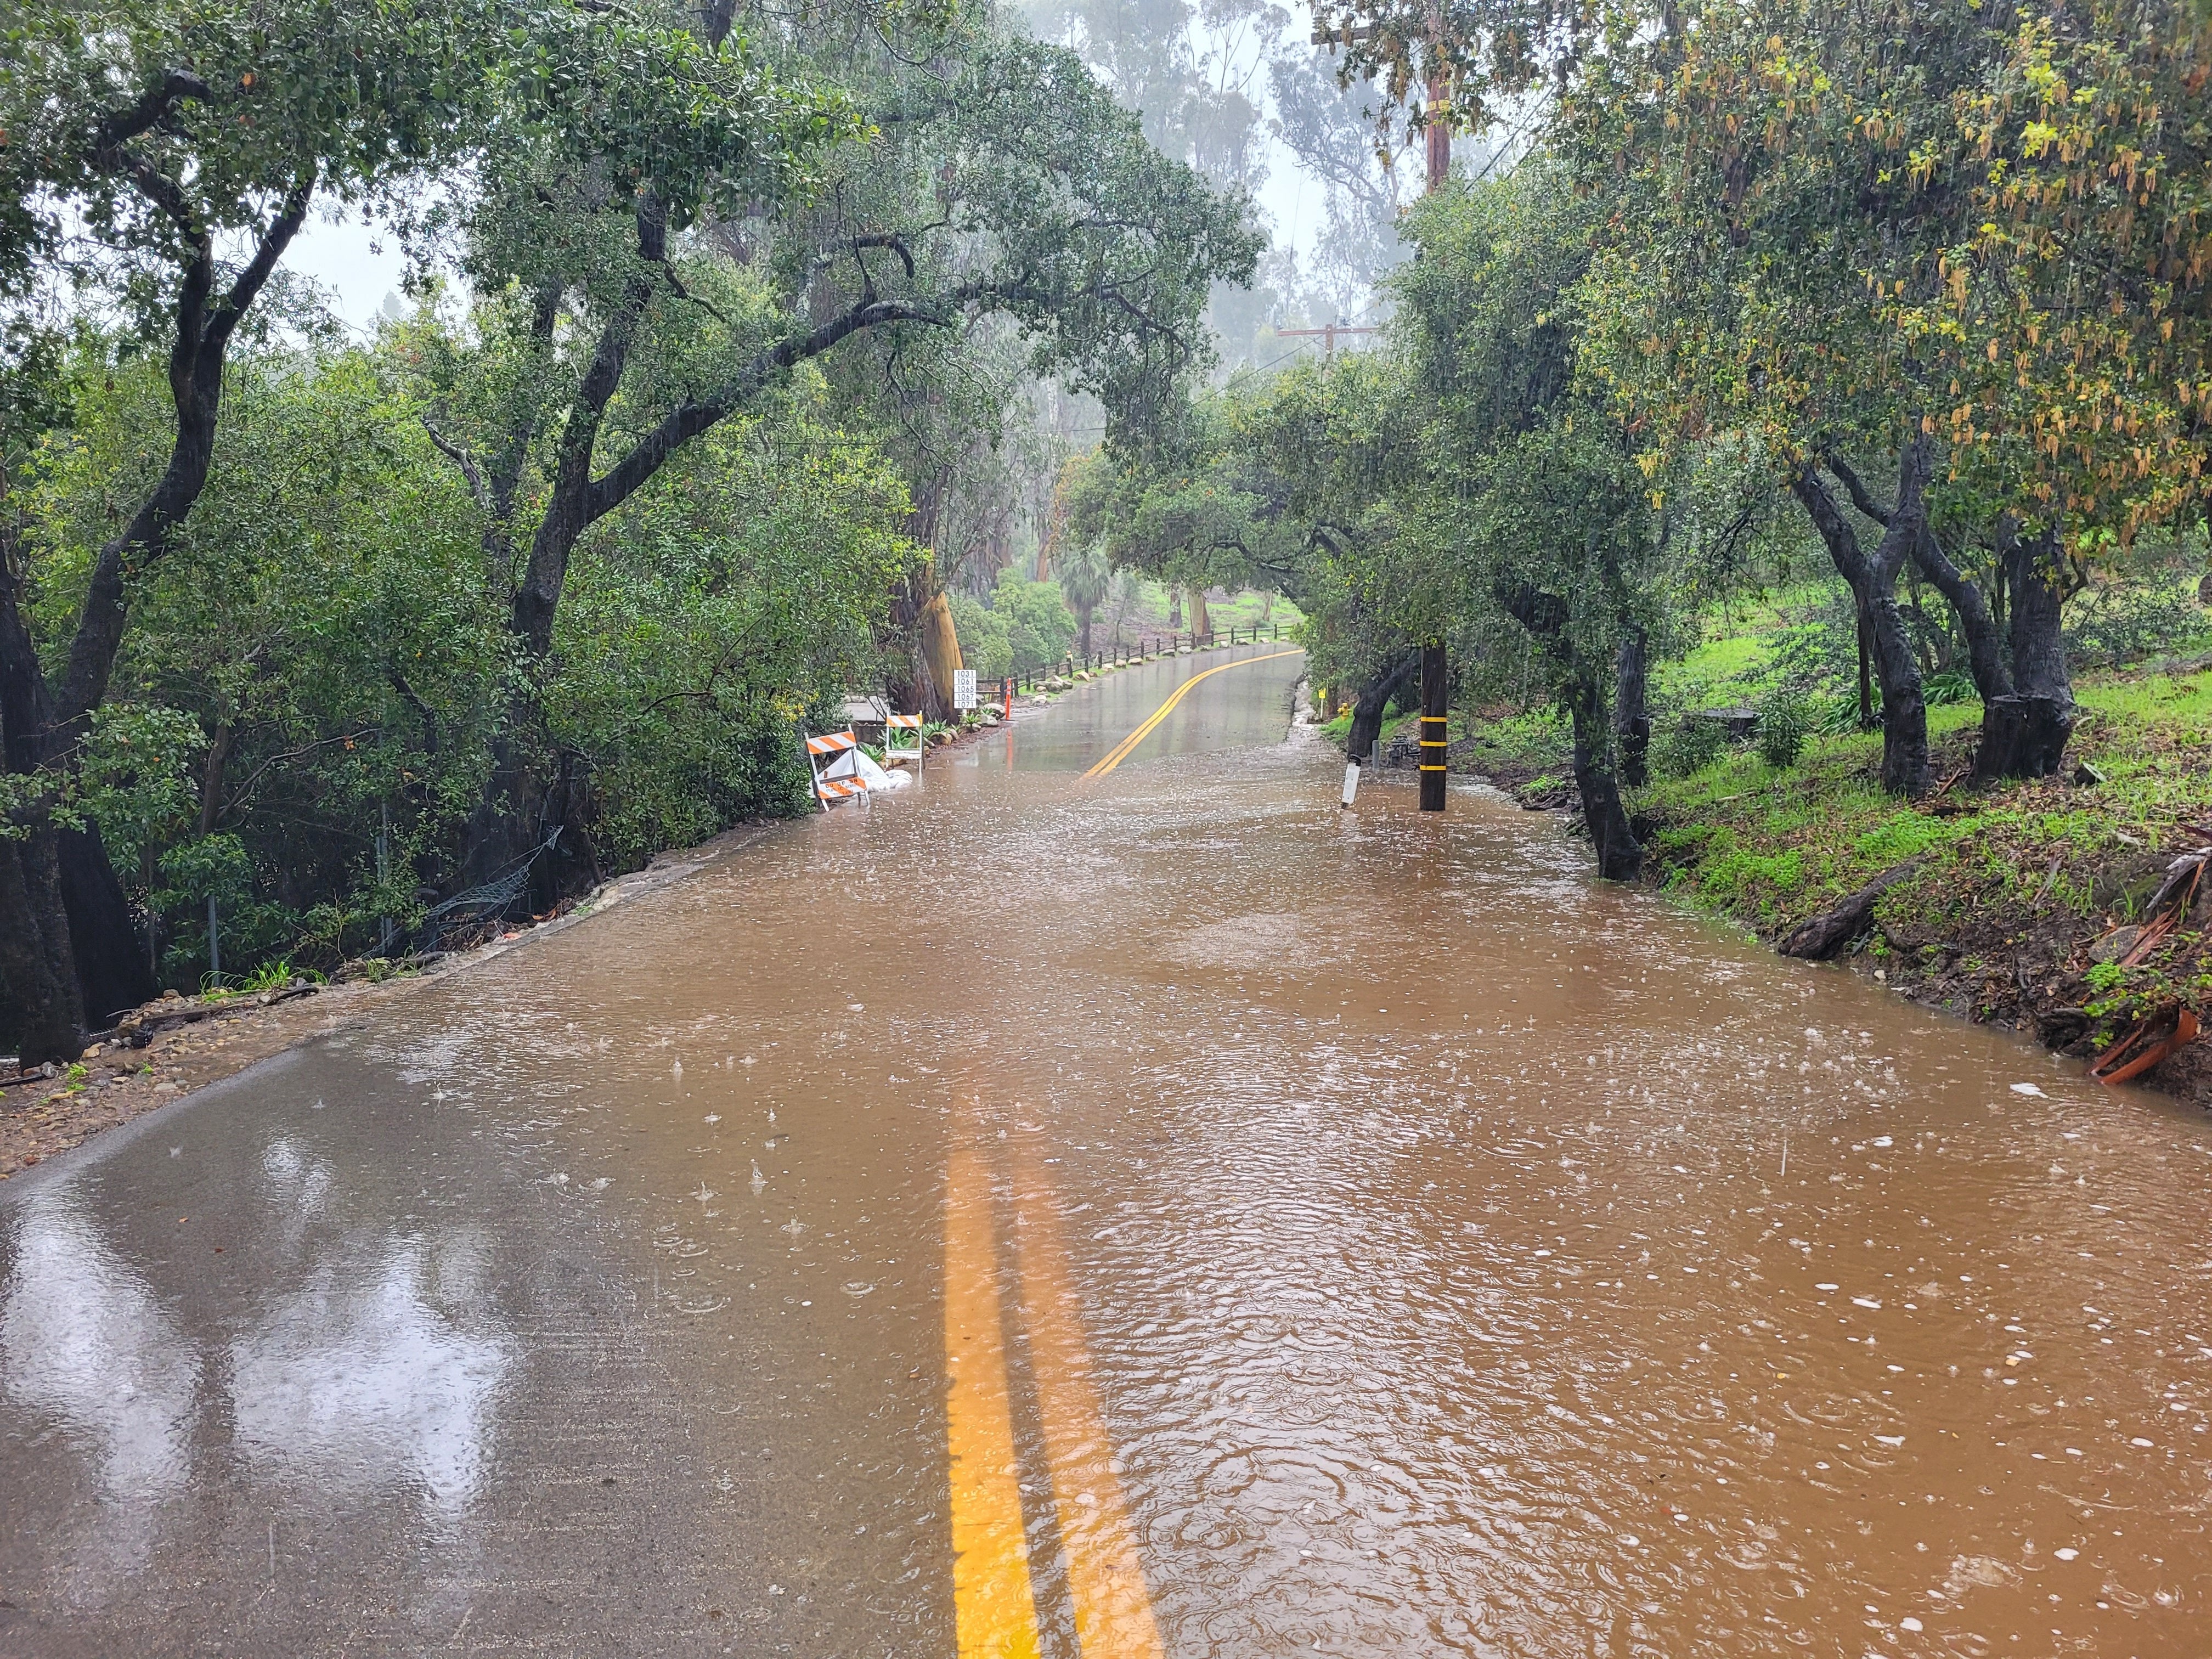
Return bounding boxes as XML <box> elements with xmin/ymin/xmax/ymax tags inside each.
<box><xmin>804</xmin><ymin>727</ymin><xmax>910</xmax><ymax>806</ymax></box>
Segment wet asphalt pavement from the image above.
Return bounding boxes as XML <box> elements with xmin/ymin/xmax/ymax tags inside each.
<box><xmin>5</xmin><ymin>641</ymin><xmax>2212</xmax><ymax>1658</ymax></box>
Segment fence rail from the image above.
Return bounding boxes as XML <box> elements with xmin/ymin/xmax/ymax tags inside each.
<box><xmin>996</xmin><ymin>622</ymin><xmax>1286</xmax><ymax>696</ymax></box>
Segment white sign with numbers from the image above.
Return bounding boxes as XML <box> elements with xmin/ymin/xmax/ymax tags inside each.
<box><xmin>952</xmin><ymin>669</ymin><xmax>978</xmax><ymax>710</ymax></box>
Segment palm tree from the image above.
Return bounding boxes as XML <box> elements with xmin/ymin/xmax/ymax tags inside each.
<box><xmin>1058</xmin><ymin>540</ymin><xmax>1111</xmax><ymax>657</ymax></box>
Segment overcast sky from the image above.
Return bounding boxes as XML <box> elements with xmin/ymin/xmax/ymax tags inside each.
<box><xmin>287</xmin><ymin>205</ymin><xmax>410</xmax><ymax>334</ymax></box>
<box><xmin>283</xmin><ymin>109</ymin><xmax>1357</xmax><ymax>337</ymax></box>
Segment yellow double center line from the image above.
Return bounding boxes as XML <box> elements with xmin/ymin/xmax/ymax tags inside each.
<box><xmin>943</xmin><ymin>651</ymin><xmax>1300</xmax><ymax>1652</ymax></box>
<box><xmin>1082</xmin><ymin>650</ymin><xmax>1302</xmax><ymax>778</ymax></box>
<box><xmin>942</xmin><ymin>1128</ymin><xmax>1167</xmax><ymax>1659</ymax></box>
<box><xmin>943</xmin><ymin>1139</ymin><xmax>1045</xmax><ymax>1657</ymax></box>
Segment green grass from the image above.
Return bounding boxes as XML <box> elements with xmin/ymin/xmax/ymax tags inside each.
<box><xmin>1624</xmin><ymin>657</ymin><xmax>2212</xmax><ymax>1044</ymax></box>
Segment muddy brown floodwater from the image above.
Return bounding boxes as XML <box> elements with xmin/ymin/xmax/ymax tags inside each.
<box><xmin>3</xmin><ymin>645</ymin><xmax>2209</xmax><ymax>1659</ymax></box>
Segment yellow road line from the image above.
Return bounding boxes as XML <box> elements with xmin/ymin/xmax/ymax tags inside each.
<box><xmin>1082</xmin><ymin>650</ymin><xmax>1303</xmax><ymax>778</ymax></box>
<box><xmin>943</xmin><ymin>1139</ymin><xmax>1043</xmax><ymax>1659</ymax></box>
<box><xmin>1008</xmin><ymin>1147</ymin><xmax>1167</xmax><ymax>1659</ymax></box>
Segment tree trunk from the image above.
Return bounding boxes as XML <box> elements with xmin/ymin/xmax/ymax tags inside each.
<box><xmin>456</xmin><ymin>714</ymin><xmax>557</xmax><ymax>892</ymax></box>
<box><xmin>1980</xmin><ymin>522</ymin><xmax>2078</xmax><ymax>778</ymax></box>
<box><xmin>1855</xmin><ymin>603</ymin><xmax>1873</xmax><ymax>727</ymax></box>
<box><xmin>1076</xmin><ymin>605</ymin><xmax>1094</xmax><ymax>658</ymax></box>
<box><xmin>507</xmin><ymin>205</ymin><xmax>664</xmax><ymax>662</ymax></box>
<box><xmin>198</xmin><ymin>720</ymin><xmax>233</xmax><ymax>833</ymax></box>
<box><xmin>467</xmin><ymin>194</ymin><xmax>943</xmax><ymax>882</ymax></box>
<box><xmin>1613</xmin><ymin>627</ymin><xmax>1650</xmax><ymax>788</ymax></box>
<box><xmin>916</xmin><ymin>589</ymin><xmax>963</xmax><ymax>718</ymax></box>
<box><xmin>1863</xmin><ymin>578</ymin><xmax>1929</xmax><ymax>797</ymax></box>
<box><xmin>1905</xmin><ymin>522</ymin><xmax>2047</xmax><ymax>785</ymax></box>
<box><xmin>1792</xmin><ymin>451</ymin><xmax>1931</xmax><ymax>797</ymax></box>
<box><xmin>1910</xmin><ymin>526</ymin><xmax>2012</xmax><ymax>707</ymax></box>
<box><xmin>1169</xmin><ymin>588</ymin><xmax>1183</xmax><ymax>629</ymax></box>
<box><xmin>1568</xmin><ymin>673</ymin><xmax>1641</xmax><ymax>881</ymax></box>
<box><xmin>1189</xmin><ymin>588</ymin><xmax>1210</xmax><ymax>639</ymax></box>
<box><xmin>882</xmin><ymin>580</ymin><xmax>932</xmax><ymax>719</ymax></box>
<box><xmin>1776</xmin><ymin>860</ymin><xmax>1920</xmax><ymax>959</ymax></box>
<box><xmin>0</xmin><ymin>825</ymin><xmax>85</xmax><ymax>1066</ymax></box>
<box><xmin>58</xmin><ymin>829</ymin><xmax>157</xmax><ymax>1026</ymax></box>
<box><xmin>0</xmin><ymin>566</ymin><xmax>93</xmax><ymax>1048</ymax></box>
<box><xmin>1346</xmin><ymin>655</ymin><xmax>1415</xmax><ymax>764</ymax></box>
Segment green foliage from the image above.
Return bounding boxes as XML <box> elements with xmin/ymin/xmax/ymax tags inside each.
<box><xmin>1695</xmin><ymin>843</ymin><xmax>1807</xmax><ymax>914</ymax></box>
<box><xmin>552</xmin><ymin>399</ymin><xmax>916</xmax><ymax>867</ymax></box>
<box><xmin>1853</xmin><ymin>814</ymin><xmax>1960</xmax><ymax>866</ymax></box>
<box><xmin>948</xmin><ymin>572</ymin><xmax>1077</xmax><ymax>679</ymax></box>
<box><xmin>0</xmin><ymin>0</ymin><xmax>505</xmax><ymax>312</ymax></box>
<box><xmin>1756</xmin><ymin>689</ymin><xmax>1812</xmax><ymax>770</ymax></box>
<box><xmin>1922</xmin><ymin>670</ymin><xmax>1979</xmax><ymax>707</ymax></box>
<box><xmin>0</xmin><ymin>0</ymin><xmax>1265</xmax><ymax>1046</ymax></box>
<box><xmin>588</xmin><ymin>712</ymin><xmax>818</xmax><ymax>872</ymax></box>
<box><xmin>1056</xmin><ymin>538</ymin><xmax>1111</xmax><ymax>646</ymax></box>
<box><xmin>948</xmin><ymin>591</ymin><xmax>1013</xmax><ymax>682</ymax></box>
<box><xmin>2064</xmin><ymin>573</ymin><xmax>2211</xmax><ymax>669</ymax></box>
<box><xmin>991</xmin><ymin>569</ymin><xmax>1077</xmax><ymax>674</ymax></box>
<box><xmin>8</xmin><ymin>316</ymin><xmax>927</xmax><ymax>980</ymax></box>
<box><xmin>1655</xmin><ymin>717</ymin><xmax>1729</xmax><ymax>780</ymax></box>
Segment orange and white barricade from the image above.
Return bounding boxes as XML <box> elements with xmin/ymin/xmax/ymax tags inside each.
<box><xmin>805</xmin><ymin>728</ymin><xmax>910</xmax><ymax>806</ymax></box>
<box><xmin>884</xmin><ymin>713</ymin><xmax>924</xmax><ymax>764</ymax></box>
<box><xmin>806</xmin><ymin>730</ymin><xmax>868</xmax><ymax>806</ymax></box>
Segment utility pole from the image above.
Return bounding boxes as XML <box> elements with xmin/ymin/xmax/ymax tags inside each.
<box><xmin>1305</xmin><ymin>8</ymin><xmax>1453</xmax><ymax>810</ymax></box>
<box><xmin>1419</xmin><ymin>16</ymin><xmax>1451</xmax><ymax>811</ymax></box>
<box><xmin>1419</xmin><ymin>642</ymin><xmax>1448</xmax><ymax>810</ymax></box>
<box><xmin>1276</xmin><ymin>320</ymin><xmax>1377</xmax><ymax>362</ymax></box>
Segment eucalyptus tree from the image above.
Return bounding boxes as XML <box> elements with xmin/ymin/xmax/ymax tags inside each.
<box><xmin>420</xmin><ymin>0</ymin><xmax>1259</xmax><ymax>888</ymax></box>
<box><xmin>0</xmin><ymin>0</ymin><xmax>498</xmax><ymax>1062</ymax></box>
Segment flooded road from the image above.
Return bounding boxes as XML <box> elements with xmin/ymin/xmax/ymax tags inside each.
<box><xmin>4</xmin><ymin>644</ymin><xmax>2210</xmax><ymax>1658</ymax></box>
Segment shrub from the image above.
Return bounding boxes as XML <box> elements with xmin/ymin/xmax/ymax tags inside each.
<box><xmin>1817</xmin><ymin>692</ymin><xmax>1877</xmax><ymax>735</ymax></box>
<box><xmin>1756</xmin><ymin>689</ymin><xmax>1813</xmax><ymax>769</ymax></box>
<box><xmin>1655</xmin><ymin>714</ymin><xmax>1729</xmax><ymax>778</ymax></box>
<box><xmin>947</xmin><ymin>590</ymin><xmax>1013</xmax><ymax>680</ymax></box>
<box><xmin>991</xmin><ymin>567</ymin><xmax>1077</xmax><ymax>673</ymax></box>
<box><xmin>2065</xmin><ymin>571</ymin><xmax>2209</xmax><ymax>668</ymax></box>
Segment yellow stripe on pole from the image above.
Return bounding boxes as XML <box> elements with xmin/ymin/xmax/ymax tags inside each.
<box><xmin>943</xmin><ymin>1141</ymin><xmax>1043</xmax><ymax>1659</ymax></box>
<box><xmin>1008</xmin><ymin>1148</ymin><xmax>1167</xmax><ymax>1659</ymax></box>
<box><xmin>1082</xmin><ymin>650</ymin><xmax>1302</xmax><ymax>778</ymax></box>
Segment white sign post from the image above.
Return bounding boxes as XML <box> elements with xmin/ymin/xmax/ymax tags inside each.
<box><xmin>952</xmin><ymin>669</ymin><xmax>978</xmax><ymax>711</ymax></box>
<box><xmin>1341</xmin><ymin>761</ymin><xmax>1361</xmax><ymax>807</ymax></box>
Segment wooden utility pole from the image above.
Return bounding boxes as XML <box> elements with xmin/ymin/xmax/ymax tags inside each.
<box><xmin>1303</xmin><ymin>11</ymin><xmax>1453</xmax><ymax>810</ymax></box>
<box><xmin>1276</xmin><ymin>321</ymin><xmax>1376</xmax><ymax>361</ymax></box>
<box><xmin>1419</xmin><ymin>641</ymin><xmax>1448</xmax><ymax>810</ymax></box>
<box><xmin>1419</xmin><ymin>25</ymin><xmax>1450</xmax><ymax>811</ymax></box>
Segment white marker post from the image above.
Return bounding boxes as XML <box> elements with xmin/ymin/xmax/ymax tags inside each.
<box><xmin>1341</xmin><ymin>762</ymin><xmax>1361</xmax><ymax>808</ymax></box>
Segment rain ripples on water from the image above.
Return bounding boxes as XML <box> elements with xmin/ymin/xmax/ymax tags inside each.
<box><xmin>3</xmin><ymin>679</ymin><xmax>2207</xmax><ymax>1656</ymax></box>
